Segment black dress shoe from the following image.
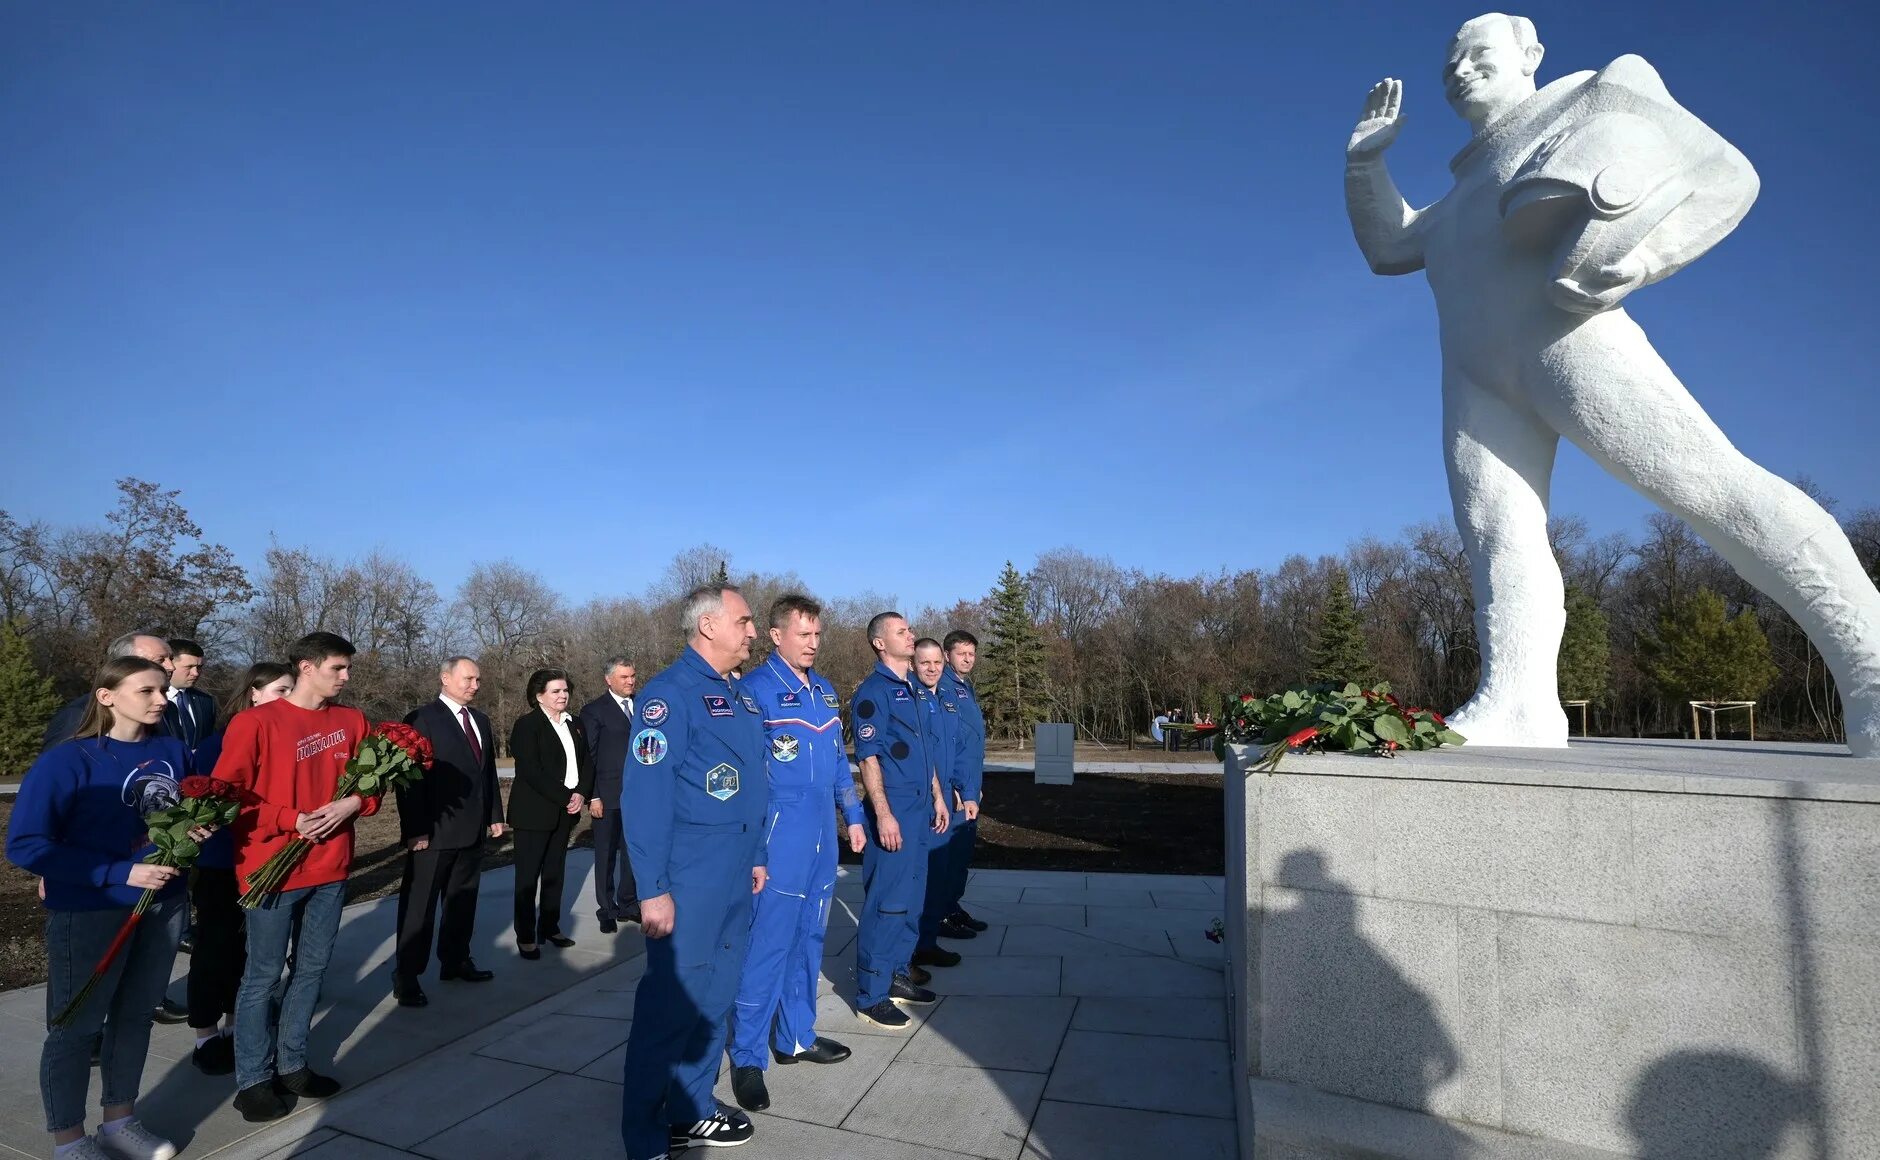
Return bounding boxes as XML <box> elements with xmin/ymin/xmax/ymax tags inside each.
<box><xmin>599</xmin><ymin>914</ymin><xmax>618</xmax><ymax>934</ymax></box>
<box><xmin>904</xmin><ymin>962</ymin><xmax>931</xmax><ymax>986</ymax></box>
<box><xmin>177</xmin><ymin>931</ymin><xmax>195</xmax><ymax>955</ymax></box>
<box><xmin>152</xmin><ymin>996</ymin><xmax>190</xmax><ymax>1024</ymax></box>
<box><xmin>913</xmin><ymin>945</ymin><xmax>962</xmax><ymax>968</ymax></box>
<box><xmin>948</xmin><ymin>908</ymin><xmax>990</xmax><ymax>932</ymax></box>
<box><xmin>546</xmin><ymin>934</ymin><xmax>576</xmax><ymax>948</ymax></box>
<box><xmin>234</xmin><ymin>1081</ymin><xmax>290</xmax><ymax>1122</ymax></box>
<box><xmin>730</xmin><ymin>1064</ymin><xmax>770</xmax><ymax>1111</ymax></box>
<box><xmin>775</xmin><ymin>1037</ymin><xmax>851</xmax><ymax>1066</ymax></box>
<box><xmin>518</xmin><ymin>945</ymin><xmax>542</xmax><ymax>960</ymax></box>
<box><xmin>439</xmin><ymin>959</ymin><xmax>494</xmax><ymax>982</ymax></box>
<box><xmin>192</xmin><ymin>1033</ymin><xmax>235</xmax><ymax>1075</ymax></box>
<box><xmin>392</xmin><ymin>976</ymin><xmax>429</xmax><ymax>1007</ymax></box>
<box><xmin>937</xmin><ymin>919</ymin><xmax>979</xmax><ymax>940</ymax></box>
<box><xmin>276</xmin><ymin>1066</ymin><xmax>342</xmax><ymax>1098</ymax></box>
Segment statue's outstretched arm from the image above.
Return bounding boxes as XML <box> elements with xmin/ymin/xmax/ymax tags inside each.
<box><xmin>1345</xmin><ymin>78</ymin><xmax>1429</xmax><ymax>276</ymax></box>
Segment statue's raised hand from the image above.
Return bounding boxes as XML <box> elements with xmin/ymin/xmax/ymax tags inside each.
<box><xmin>1348</xmin><ymin>78</ymin><xmax>1404</xmax><ymax>160</ymax></box>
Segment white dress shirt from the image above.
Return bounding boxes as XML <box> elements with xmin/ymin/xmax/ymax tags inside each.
<box><xmin>439</xmin><ymin>693</ymin><xmax>484</xmax><ymax>749</ymax></box>
<box><xmin>548</xmin><ymin>710</ymin><xmax>580</xmax><ymax>790</ymax></box>
<box><xmin>614</xmin><ymin>693</ymin><xmax>634</xmax><ymax>719</ymax></box>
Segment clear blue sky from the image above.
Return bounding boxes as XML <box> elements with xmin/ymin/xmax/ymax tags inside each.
<box><xmin>3</xmin><ymin>1</ymin><xmax>1874</xmax><ymax>612</ymax></box>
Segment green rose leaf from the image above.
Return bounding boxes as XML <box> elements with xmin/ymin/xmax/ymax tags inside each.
<box><xmin>1374</xmin><ymin>715</ymin><xmax>1410</xmax><ymax>744</ymax></box>
<box><xmin>170</xmin><ymin>838</ymin><xmax>200</xmax><ymax>863</ymax></box>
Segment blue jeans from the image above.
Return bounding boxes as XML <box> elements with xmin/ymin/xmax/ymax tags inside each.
<box><xmin>39</xmin><ymin>893</ymin><xmax>186</xmax><ymax>1132</ymax></box>
<box><xmin>235</xmin><ymin>881</ymin><xmax>343</xmax><ymax>1090</ymax></box>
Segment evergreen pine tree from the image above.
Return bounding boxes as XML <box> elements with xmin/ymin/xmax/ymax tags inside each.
<box><xmin>1639</xmin><ymin>587</ymin><xmax>1779</xmax><ymax>702</ymax></box>
<box><xmin>1556</xmin><ymin>584</ymin><xmax>1612</xmax><ymax>702</ymax></box>
<box><xmin>1307</xmin><ymin>569</ymin><xmax>1374</xmax><ymax>683</ymax></box>
<box><xmin>976</xmin><ymin>562</ymin><xmax>1049</xmax><ymax>741</ymax></box>
<box><xmin>0</xmin><ymin>620</ymin><xmax>59</xmax><ymax>777</ymax></box>
<box><xmin>711</xmin><ymin>559</ymin><xmax>730</xmax><ymax>585</ymax></box>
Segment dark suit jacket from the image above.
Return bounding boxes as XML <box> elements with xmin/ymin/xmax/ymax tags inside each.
<box><xmin>166</xmin><ymin>687</ymin><xmax>217</xmax><ymax>751</ymax></box>
<box><xmin>398</xmin><ymin>698</ymin><xmax>503</xmax><ymax>849</ymax></box>
<box><xmin>578</xmin><ymin>693</ymin><xmax>634</xmax><ymax>803</ymax></box>
<box><xmin>508</xmin><ymin>709</ymin><xmax>595</xmax><ymax>832</ymax></box>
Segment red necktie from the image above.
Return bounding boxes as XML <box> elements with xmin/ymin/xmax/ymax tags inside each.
<box><xmin>460</xmin><ymin>707</ymin><xmax>483</xmax><ymax>765</ymax></box>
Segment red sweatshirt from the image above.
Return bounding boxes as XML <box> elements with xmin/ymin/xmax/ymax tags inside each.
<box><xmin>212</xmin><ymin>698</ymin><xmax>381</xmax><ymax>892</ymax></box>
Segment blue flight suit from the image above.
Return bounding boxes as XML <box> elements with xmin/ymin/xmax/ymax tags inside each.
<box><xmin>935</xmin><ymin>667</ymin><xmax>986</xmax><ymax>921</ymax></box>
<box><xmin>851</xmin><ymin>660</ymin><xmax>938</xmax><ymax>1009</ymax></box>
<box><xmin>915</xmin><ymin>676</ymin><xmax>968</xmax><ymax>952</ymax></box>
<box><xmin>728</xmin><ymin>654</ymin><xmax>865</xmax><ymax>1068</ymax></box>
<box><xmin>618</xmin><ymin>646</ymin><xmax>769</xmax><ymax>1160</ymax></box>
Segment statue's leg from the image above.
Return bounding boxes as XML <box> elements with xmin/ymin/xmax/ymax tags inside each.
<box><xmin>1442</xmin><ymin>367</ymin><xmax>1570</xmax><ymax>747</ymax></box>
<box><xmin>1530</xmin><ymin>311</ymin><xmax>1880</xmax><ymax>757</ymax></box>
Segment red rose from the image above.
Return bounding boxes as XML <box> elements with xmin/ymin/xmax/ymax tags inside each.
<box><xmin>180</xmin><ymin>776</ymin><xmax>219</xmax><ymax>799</ymax></box>
<box><xmin>373</xmin><ymin>722</ymin><xmax>435</xmax><ymax>768</ymax></box>
<box><xmin>1238</xmin><ymin>694</ymin><xmax>1254</xmax><ymax>704</ymax></box>
<box><xmin>1430</xmin><ymin>710</ymin><xmax>1447</xmax><ymax>726</ymax></box>
<box><xmin>1284</xmin><ymin>727</ymin><xmax>1319</xmax><ymax>748</ymax></box>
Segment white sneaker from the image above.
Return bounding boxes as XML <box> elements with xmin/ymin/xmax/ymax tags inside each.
<box><xmin>55</xmin><ymin>1138</ymin><xmax>113</xmax><ymax>1160</ymax></box>
<box><xmin>94</xmin><ymin>1121</ymin><xmax>178</xmax><ymax>1160</ymax></box>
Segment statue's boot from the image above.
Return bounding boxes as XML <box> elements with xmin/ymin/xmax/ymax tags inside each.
<box><xmin>1770</xmin><ymin>521</ymin><xmax>1880</xmax><ymax>758</ymax></box>
<box><xmin>1446</xmin><ymin>603</ymin><xmax>1570</xmax><ymax>747</ymax></box>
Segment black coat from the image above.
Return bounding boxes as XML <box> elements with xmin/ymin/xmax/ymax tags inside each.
<box><xmin>508</xmin><ymin>709</ymin><xmax>596</xmax><ymax>832</ymax></box>
<box><xmin>166</xmin><ymin>687</ymin><xmax>217</xmax><ymax>751</ymax></box>
<box><xmin>578</xmin><ymin>692</ymin><xmax>634</xmax><ymax>803</ymax></box>
<box><xmin>398</xmin><ymin>698</ymin><xmax>503</xmax><ymax>849</ymax></box>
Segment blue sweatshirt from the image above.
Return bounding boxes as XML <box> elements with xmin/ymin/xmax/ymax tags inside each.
<box><xmin>5</xmin><ymin>735</ymin><xmax>192</xmax><ymax>910</ymax></box>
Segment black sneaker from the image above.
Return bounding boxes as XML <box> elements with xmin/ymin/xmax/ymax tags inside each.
<box><xmin>937</xmin><ymin>918</ymin><xmax>979</xmax><ymax>940</ymax></box>
<box><xmin>276</xmin><ymin>1067</ymin><xmax>342</xmax><ymax>1098</ymax></box>
<box><xmin>889</xmin><ymin>975</ymin><xmax>937</xmax><ymax>1005</ymax></box>
<box><xmin>948</xmin><ymin>909</ymin><xmax>990</xmax><ymax>932</ymax></box>
<box><xmin>670</xmin><ymin>1108</ymin><xmax>755</xmax><ymax>1149</ymax></box>
<box><xmin>192</xmin><ymin>1033</ymin><xmax>235</xmax><ymax>1076</ymax></box>
<box><xmin>856</xmin><ymin>999</ymin><xmax>911</xmax><ymax>1029</ymax></box>
<box><xmin>912</xmin><ymin>945</ymin><xmax>962</xmax><ymax>968</ymax></box>
<box><xmin>234</xmin><ymin>1081</ymin><xmax>290</xmax><ymax>1122</ymax></box>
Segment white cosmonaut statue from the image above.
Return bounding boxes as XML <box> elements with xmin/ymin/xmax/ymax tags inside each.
<box><xmin>1344</xmin><ymin>12</ymin><xmax>1880</xmax><ymax>755</ymax></box>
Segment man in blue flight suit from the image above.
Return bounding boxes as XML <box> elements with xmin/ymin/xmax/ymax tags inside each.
<box><xmin>936</xmin><ymin>630</ymin><xmax>990</xmax><ymax>935</ymax></box>
<box><xmin>726</xmin><ymin>594</ymin><xmax>868</xmax><ymax>1113</ymax></box>
<box><xmin>850</xmin><ymin>612</ymin><xmax>951</xmax><ymax>1030</ymax></box>
<box><xmin>619</xmin><ymin>585</ymin><xmax>769</xmax><ymax>1159</ymax></box>
<box><xmin>912</xmin><ymin>638</ymin><xmax>970</xmax><ymax>969</ymax></box>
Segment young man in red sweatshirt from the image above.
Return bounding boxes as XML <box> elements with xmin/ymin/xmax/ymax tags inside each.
<box><xmin>213</xmin><ymin>632</ymin><xmax>381</xmax><ymax>1122</ymax></box>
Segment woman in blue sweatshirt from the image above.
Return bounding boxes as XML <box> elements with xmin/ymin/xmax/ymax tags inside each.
<box><xmin>6</xmin><ymin>656</ymin><xmax>192</xmax><ymax>1160</ymax></box>
<box><xmin>183</xmin><ymin>661</ymin><xmax>292</xmax><ymax>1076</ymax></box>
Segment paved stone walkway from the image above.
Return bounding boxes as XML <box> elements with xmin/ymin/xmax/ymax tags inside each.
<box><xmin>0</xmin><ymin>858</ymin><xmax>1235</xmax><ymax>1159</ymax></box>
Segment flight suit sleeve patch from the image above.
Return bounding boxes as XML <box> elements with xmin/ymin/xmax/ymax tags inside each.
<box><xmin>706</xmin><ymin>763</ymin><xmax>740</xmax><ymax>800</ymax></box>
<box><xmin>890</xmin><ymin>740</ymin><xmax>911</xmax><ymax>760</ymax></box>
<box><xmin>855</xmin><ymin>698</ymin><xmax>876</xmax><ymax>719</ymax></box>
<box><xmin>633</xmin><ymin>729</ymin><xmax>668</xmax><ymax>764</ymax></box>
<box><xmin>642</xmin><ymin>699</ymin><xmax>669</xmax><ymax>726</ymax></box>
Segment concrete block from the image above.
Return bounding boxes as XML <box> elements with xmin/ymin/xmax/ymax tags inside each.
<box><xmin>901</xmin><ymin>996</ymin><xmax>1076</xmax><ymax>1072</ymax></box>
<box><xmin>1371</xmin><ymin>779</ymin><xmax>1635</xmax><ymax>924</ymax></box>
<box><xmin>1496</xmin><ymin>914</ymin><xmax>1799</xmax><ymax>1153</ymax></box>
<box><xmin>1249</xmin><ymin>1076</ymin><xmax>1627</xmax><ymax>1160</ymax></box>
<box><xmin>1061</xmin><ymin>955</ymin><xmax>1225</xmax><ymax>999</ymax></box>
<box><xmin>1000</xmin><ymin>925</ymin><xmax>1170</xmax><ymax>959</ymax></box>
<box><xmin>1630</xmin><ymin>795</ymin><xmax>1880</xmax><ymax>945</ymax></box>
<box><xmin>1452</xmin><ymin>907</ymin><xmax>1503</xmax><ymax>1127</ymax></box>
<box><xmin>714</xmin><ymin>1031</ymin><xmax>902</xmax><ymax>1127</ymax></box>
<box><xmin>1069</xmin><ymin>997</ymin><xmax>1228</xmax><ymax>1041</ymax></box>
<box><xmin>318</xmin><ymin>1049</ymin><xmax>552</xmax><ymax>1147</ymax></box>
<box><xmin>1257</xmin><ymin>887</ymin><xmax>1464</xmax><ymax>1117</ymax></box>
<box><xmin>1258</xmin><ymin>774</ymin><xmax>1377</xmax><ymax>896</ymax></box>
<box><xmin>1020</xmin><ymin>886</ymin><xmax>1154</xmax><ymax>908</ymax></box>
<box><xmin>415</xmin><ymin>1073</ymin><xmax>624</xmax><ymax>1159</ymax></box>
<box><xmin>1042</xmin><ymin>1030</ymin><xmax>1233</xmax><ymax>1119</ymax></box>
<box><xmin>472</xmin><ymin>1011</ymin><xmax>632</xmax><ymax>1074</ymax></box>
<box><xmin>1022</xmin><ymin>1100</ymin><xmax>1237</xmax><ymax>1158</ymax></box>
<box><xmin>842</xmin><ymin>1060</ymin><xmax>1047</xmax><ymax>1159</ymax></box>
<box><xmin>925</xmin><ymin>955</ymin><xmax>1061</xmax><ymax>997</ymax></box>
<box><xmin>1809</xmin><ymin>938</ymin><xmax>1880</xmax><ymax>1160</ymax></box>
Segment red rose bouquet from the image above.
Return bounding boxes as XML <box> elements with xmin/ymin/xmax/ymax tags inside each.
<box><xmin>238</xmin><ymin>722</ymin><xmax>432</xmax><ymax>908</ymax></box>
<box><xmin>50</xmin><ymin>776</ymin><xmax>246</xmax><ymax>1028</ymax></box>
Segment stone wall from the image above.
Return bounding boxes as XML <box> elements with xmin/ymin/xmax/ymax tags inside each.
<box><xmin>1223</xmin><ymin>738</ymin><xmax>1880</xmax><ymax>1160</ymax></box>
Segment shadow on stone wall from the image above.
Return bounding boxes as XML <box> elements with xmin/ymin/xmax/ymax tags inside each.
<box><xmin>1625</xmin><ymin>1050</ymin><xmax>1808</xmax><ymax>1159</ymax></box>
<box><xmin>1264</xmin><ymin>849</ymin><xmax>1467</xmax><ymax>1158</ymax></box>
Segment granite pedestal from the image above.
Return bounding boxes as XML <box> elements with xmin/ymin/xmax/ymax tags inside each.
<box><xmin>1223</xmin><ymin>738</ymin><xmax>1880</xmax><ymax>1160</ymax></box>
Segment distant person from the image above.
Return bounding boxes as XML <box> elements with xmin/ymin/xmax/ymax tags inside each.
<box><xmin>42</xmin><ymin>632</ymin><xmax>174</xmax><ymax>747</ymax></box>
<box><xmin>618</xmin><ymin>585</ymin><xmax>768</xmax><ymax>1158</ymax></box>
<box><xmin>391</xmin><ymin>657</ymin><xmax>505</xmax><ymax>1008</ymax></box>
<box><xmin>185</xmin><ymin>662</ymin><xmax>293</xmax><ymax>1075</ymax></box>
<box><xmin>912</xmin><ymin>638</ymin><xmax>969</xmax><ymax>972</ymax></box>
<box><xmin>7</xmin><ymin>656</ymin><xmax>194</xmax><ymax>1160</ymax></box>
<box><xmin>850</xmin><ymin>612</ymin><xmax>949</xmax><ymax>1030</ymax></box>
<box><xmin>578</xmin><ymin>656</ymin><xmax>641</xmax><ymax>932</ymax></box>
<box><xmin>165</xmin><ymin>639</ymin><xmax>217</xmax><ymax>751</ymax></box>
<box><xmin>507</xmin><ymin>668</ymin><xmax>593</xmax><ymax>960</ymax></box>
<box><xmin>214</xmin><ymin>632</ymin><xmax>381</xmax><ymax>1123</ymax></box>
<box><xmin>933</xmin><ymin>630</ymin><xmax>988</xmax><ymax>937</ymax></box>
<box><xmin>726</xmin><ymin>595</ymin><xmax>866</xmax><ymax>1114</ymax></box>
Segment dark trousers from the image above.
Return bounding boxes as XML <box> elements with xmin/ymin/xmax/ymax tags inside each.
<box><xmin>186</xmin><ymin>867</ymin><xmax>245</xmax><ymax>1028</ymax></box>
<box><xmin>394</xmin><ymin>843</ymin><xmax>484</xmax><ymax>978</ymax></box>
<box><xmin>513</xmin><ymin>815</ymin><xmax>576</xmax><ymax>945</ymax></box>
<box><xmin>591</xmin><ymin>802</ymin><xmax>639</xmax><ymax>919</ymax></box>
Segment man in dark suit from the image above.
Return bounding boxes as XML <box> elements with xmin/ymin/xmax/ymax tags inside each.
<box><xmin>42</xmin><ymin>631</ymin><xmax>175</xmax><ymax>746</ymax></box>
<box><xmin>578</xmin><ymin>656</ymin><xmax>641</xmax><ymax>933</ymax></box>
<box><xmin>391</xmin><ymin>656</ymin><xmax>507</xmax><ymax>1007</ymax></box>
<box><xmin>166</xmin><ymin>638</ymin><xmax>218</xmax><ymax>750</ymax></box>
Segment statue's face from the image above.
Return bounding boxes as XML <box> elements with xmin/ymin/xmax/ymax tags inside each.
<box><xmin>1443</xmin><ymin>18</ymin><xmax>1538</xmax><ymax>123</ymax></box>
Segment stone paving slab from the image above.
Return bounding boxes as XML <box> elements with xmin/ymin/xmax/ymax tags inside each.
<box><xmin>1043</xmin><ymin>1029</ymin><xmax>1234</xmax><ymax>1119</ymax></box>
<box><xmin>713</xmin><ymin>1031</ymin><xmax>903</xmax><ymax>1128</ymax></box>
<box><xmin>842</xmin><ymin>1060</ymin><xmax>1048</xmax><ymax>1160</ymax></box>
<box><xmin>901</xmin><ymin>996</ymin><xmax>1077</xmax><ymax>1074</ymax></box>
<box><xmin>1070</xmin><ymin>997</ymin><xmax>1228</xmax><ymax>1041</ymax></box>
<box><xmin>1021</xmin><ymin>1100</ymin><xmax>1239</xmax><ymax>1159</ymax></box>
<box><xmin>925</xmin><ymin>955</ymin><xmax>1062</xmax><ymax>996</ymax></box>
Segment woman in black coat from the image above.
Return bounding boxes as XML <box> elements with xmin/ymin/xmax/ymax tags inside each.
<box><xmin>508</xmin><ymin>668</ymin><xmax>595</xmax><ymax>958</ymax></box>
